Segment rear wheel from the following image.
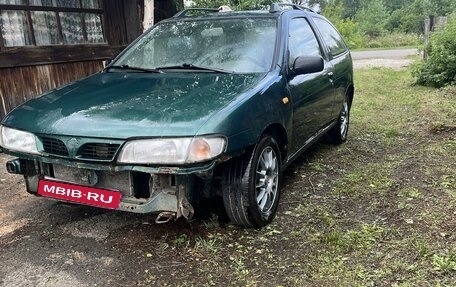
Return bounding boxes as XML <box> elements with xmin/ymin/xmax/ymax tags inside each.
<box><xmin>327</xmin><ymin>95</ymin><xmax>350</xmax><ymax>144</ymax></box>
<box><xmin>222</xmin><ymin>135</ymin><xmax>282</xmax><ymax>227</ymax></box>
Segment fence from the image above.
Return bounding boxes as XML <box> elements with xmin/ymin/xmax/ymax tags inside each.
<box><xmin>424</xmin><ymin>16</ymin><xmax>448</xmax><ymax>60</ymax></box>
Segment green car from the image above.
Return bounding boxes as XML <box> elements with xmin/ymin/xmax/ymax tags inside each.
<box><xmin>0</xmin><ymin>3</ymin><xmax>354</xmax><ymax>227</ymax></box>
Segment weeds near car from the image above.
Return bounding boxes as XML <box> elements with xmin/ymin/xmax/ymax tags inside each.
<box><xmin>432</xmin><ymin>253</ymin><xmax>456</xmax><ymax>274</ymax></box>
<box><xmin>131</xmin><ymin>67</ymin><xmax>455</xmax><ymax>286</ymax></box>
<box><xmin>194</xmin><ymin>236</ymin><xmax>219</xmax><ymax>253</ymax></box>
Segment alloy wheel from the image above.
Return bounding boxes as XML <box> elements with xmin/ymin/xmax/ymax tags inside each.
<box><xmin>255</xmin><ymin>146</ymin><xmax>279</xmax><ymax>216</ymax></box>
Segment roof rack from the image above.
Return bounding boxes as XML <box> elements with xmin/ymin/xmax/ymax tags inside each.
<box><xmin>269</xmin><ymin>3</ymin><xmax>316</xmax><ymax>13</ymax></box>
<box><xmin>173</xmin><ymin>6</ymin><xmax>232</xmax><ymax>18</ymax></box>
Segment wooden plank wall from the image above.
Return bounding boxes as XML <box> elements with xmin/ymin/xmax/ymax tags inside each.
<box><xmin>103</xmin><ymin>0</ymin><xmax>128</xmax><ymax>46</ymax></box>
<box><xmin>0</xmin><ymin>45</ymin><xmax>123</xmax><ymax>68</ymax></box>
<box><xmin>124</xmin><ymin>0</ymin><xmax>144</xmax><ymax>43</ymax></box>
<box><xmin>0</xmin><ymin>0</ymin><xmax>180</xmax><ymax>119</ymax></box>
<box><xmin>0</xmin><ymin>61</ymin><xmax>103</xmax><ymax>118</ymax></box>
<box><xmin>155</xmin><ymin>0</ymin><xmax>180</xmax><ymax>21</ymax></box>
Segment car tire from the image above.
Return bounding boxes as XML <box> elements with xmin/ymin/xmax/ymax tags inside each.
<box><xmin>222</xmin><ymin>135</ymin><xmax>282</xmax><ymax>227</ymax></box>
<box><xmin>327</xmin><ymin>95</ymin><xmax>351</xmax><ymax>144</ymax></box>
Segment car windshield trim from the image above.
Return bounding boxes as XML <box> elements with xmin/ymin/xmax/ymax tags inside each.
<box><xmin>154</xmin><ymin>63</ymin><xmax>234</xmax><ymax>74</ymax></box>
<box><xmin>105</xmin><ymin>64</ymin><xmax>163</xmax><ymax>73</ymax></box>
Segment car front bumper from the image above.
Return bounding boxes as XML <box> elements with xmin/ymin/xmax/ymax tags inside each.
<box><xmin>5</xmin><ymin>155</ymin><xmax>218</xmax><ymax>222</ymax></box>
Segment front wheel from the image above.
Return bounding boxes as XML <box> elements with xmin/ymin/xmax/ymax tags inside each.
<box><xmin>222</xmin><ymin>136</ymin><xmax>282</xmax><ymax>227</ymax></box>
<box><xmin>327</xmin><ymin>95</ymin><xmax>351</xmax><ymax>144</ymax></box>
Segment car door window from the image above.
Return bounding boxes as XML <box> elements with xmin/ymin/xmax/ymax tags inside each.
<box><xmin>313</xmin><ymin>17</ymin><xmax>347</xmax><ymax>57</ymax></box>
<box><xmin>288</xmin><ymin>18</ymin><xmax>321</xmax><ymax>67</ymax></box>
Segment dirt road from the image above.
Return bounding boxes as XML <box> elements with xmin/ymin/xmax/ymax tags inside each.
<box><xmin>351</xmin><ymin>48</ymin><xmax>418</xmax><ymax>60</ymax></box>
<box><xmin>352</xmin><ymin>48</ymin><xmax>419</xmax><ymax>70</ymax></box>
<box><xmin>0</xmin><ymin>152</ymin><xmax>152</xmax><ymax>286</ymax></box>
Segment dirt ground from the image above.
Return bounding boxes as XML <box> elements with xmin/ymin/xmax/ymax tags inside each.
<box><xmin>352</xmin><ymin>48</ymin><xmax>417</xmax><ymax>70</ymax></box>
<box><xmin>353</xmin><ymin>58</ymin><xmax>412</xmax><ymax>70</ymax></box>
<box><xmin>0</xmin><ymin>57</ymin><xmax>454</xmax><ymax>286</ymax></box>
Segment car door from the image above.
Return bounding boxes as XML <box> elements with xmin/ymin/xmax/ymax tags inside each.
<box><xmin>286</xmin><ymin>17</ymin><xmax>335</xmax><ymax>155</ymax></box>
<box><xmin>312</xmin><ymin>17</ymin><xmax>352</xmax><ymax>119</ymax></box>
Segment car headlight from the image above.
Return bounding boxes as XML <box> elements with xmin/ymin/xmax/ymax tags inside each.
<box><xmin>117</xmin><ymin>136</ymin><xmax>226</xmax><ymax>164</ymax></box>
<box><xmin>0</xmin><ymin>125</ymin><xmax>39</xmax><ymax>154</ymax></box>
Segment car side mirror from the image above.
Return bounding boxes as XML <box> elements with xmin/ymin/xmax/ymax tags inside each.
<box><xmin>292</xmin><ymin>56</ymin><xmax>324</xmax><ymax>75</ymax></box>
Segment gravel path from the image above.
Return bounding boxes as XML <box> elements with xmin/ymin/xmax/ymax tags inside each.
<box><xmin>352</xmin><ymin>48</ymin><xmax>419</xmax><ymax>70</ymax></box>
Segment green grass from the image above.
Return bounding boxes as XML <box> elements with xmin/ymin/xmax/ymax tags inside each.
<box><xmin>135</xmin><ymin>67</ymin><xmax>456</xmax><ymax>287</ymax></box>
<box><xmin>360</xmin><ymin>32</ymin><xmax>422</xmax><ymax>49</ymax></box>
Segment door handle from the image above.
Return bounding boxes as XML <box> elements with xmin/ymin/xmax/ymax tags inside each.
<box><xmin>328</xmin><ymin>72</ymin><xmax>335</xmax><ymax>86</ymax></box>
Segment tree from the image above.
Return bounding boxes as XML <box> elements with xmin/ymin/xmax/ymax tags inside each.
<box><xmin>383</xmin><ymin>0</ymin><xmax>413</xmax><ymax>12</ymax></box>
<box><xmin>323</xmin><ymin>0</ymin><xmax>363</xmax><ymax>47</ymax></box>
<box><xmin>233</xmin><ymin>0</ymin><xmax>275</xmax><ymax>9</ymax></box>
<box><xmin>385</xmin><ymin>0</ymin><xmax>456</xmax><ymax>34</ymax></box>
<box><xmin>355</xmin><ymin>0</ymin><xmax>388</xmax><ymax>37</ymax></box>
<box><xmin>191</xmin><ymin>0</ymin><xmax>226</xmax><ymax>8</ymax></box>
<box><xmin>288</xmin><ymin>0</ymin><xmax>307</xmax><ymax>4</ymax></box>
<box><xmin>340</xmin><ymin>0</ymin><xmax>360</xmax><ymax>18</ymax></box>
<box><xmin>386</xmin><ymin>0</ymin><xmax>425</xmax><ymax>33</ymax></box>
<box><xmin>422</xmin><ymin>0</ymin><xmax>456</xmax><ymax>16</ymax></box>
<box><xmin>192</xmin><ymin>0</ymin><xmax>274</xmax><ymax>9</ymax></box>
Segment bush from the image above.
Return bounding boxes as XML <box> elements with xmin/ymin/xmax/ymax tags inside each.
<box><xmin>355</xmin><ymin>0</ymin><xmax>388</xmax><ymax>38</ymax></box>
<box><xmin>335</xmin><ymin>19</ymin><xmax>364</xmax><ymax>49</ymax></box>
<box><xmin>322</xmin><ymin>3</ymin><xmax>364</xmax><ymax>49</ymax></box>
<box><xmin>362</xmin><ymin>32</ymin><xmax>421</xmax><ymax>48</ymax></box>
<box><xmin>414</xmin><ymin>14</ymin><xmax>456</xmax><ymax>87</ymax></box>
<box><xmin>191</xmin><ymin>0</ymin><xmax>273</xmax><ymax>9</ymax></box>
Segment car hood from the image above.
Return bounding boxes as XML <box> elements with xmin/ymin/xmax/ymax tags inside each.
<box><xmin>2</xmin><ymin>72</ymin><xmax>265</xmax><ymax>139</ymax></box>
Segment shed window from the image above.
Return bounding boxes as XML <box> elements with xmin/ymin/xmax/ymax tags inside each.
<box><xmin>0</xmin><ymin>0</ymin><xmax>105</xmax><ymax>48</ymax></box>
<box><xmin>0</xmin><ymin>10</ymin><xmax>31</xmax><ymax>46</ymax></box>
<box><xmin>31</xmin><ymin>11</ymin><xmax>59</xmax><ymax>45</ymax></box>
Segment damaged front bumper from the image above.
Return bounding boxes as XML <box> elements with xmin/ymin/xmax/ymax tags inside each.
<box><xmin>6</xmin><ymin>156</ymin><xmax>217</xmax><ymax>223</ymax></box>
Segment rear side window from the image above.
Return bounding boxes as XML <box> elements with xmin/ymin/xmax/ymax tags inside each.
<box><xmin>288</xmin><ymin>18</ymin><xmax>321</xmax><ymax>67</ymax></box>
<box><xmin>313</xmin><ymin>17</ymin><xmax>347</xmax><ymax>57</ymax></box>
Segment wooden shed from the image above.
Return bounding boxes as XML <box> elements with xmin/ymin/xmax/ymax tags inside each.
<box><xmin>0</xmin><ymin>0</ymin><xmax>180</xmax><ymax>118</ymax></box>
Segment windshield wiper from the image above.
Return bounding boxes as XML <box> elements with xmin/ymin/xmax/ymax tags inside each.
<box><xmin>105</xmin><ymin>64</ymin><xmax>163</xmax><ymax>73</ymax></box>
<box><xmin>154</xmin><ymin>63</ymin><xmax>233</xmax><ymax>74</ymax></box>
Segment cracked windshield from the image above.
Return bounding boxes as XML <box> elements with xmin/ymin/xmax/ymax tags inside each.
<box><xmin>115</xmin><ymin>18</ymin><xmax>277</xmax><ymax>73</ymax></box>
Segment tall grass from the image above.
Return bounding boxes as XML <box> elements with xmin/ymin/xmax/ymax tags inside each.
<box><xmin>360</xmin><ymin>32</ymin><xmax>422</xmax><ymax>48</ymax></box>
